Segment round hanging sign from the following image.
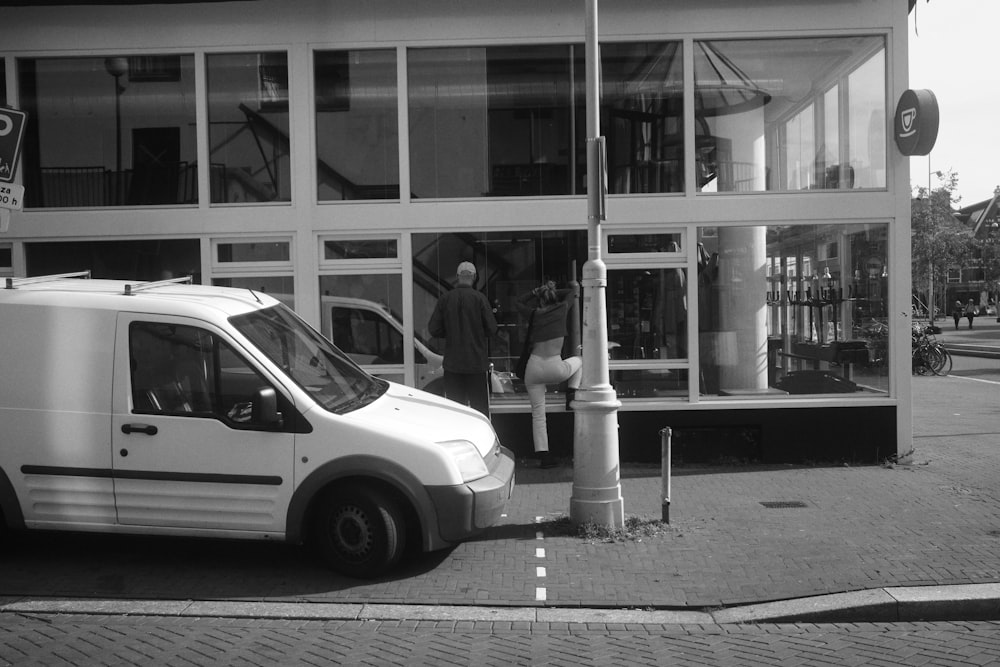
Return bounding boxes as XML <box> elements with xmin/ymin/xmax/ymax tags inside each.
<box><xmin>894</xmin><ymin>89</ymin><xmax>939</xmax><ymax>156</ymax></box>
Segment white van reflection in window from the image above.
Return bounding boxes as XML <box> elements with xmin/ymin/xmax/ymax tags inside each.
<box><xmin>320</xmin><ymin>296</ymin><xmax>444</xmax><ymax>395</ymax></box>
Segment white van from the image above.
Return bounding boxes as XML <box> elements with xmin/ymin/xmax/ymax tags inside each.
<box><xmin>0</xmin><ymin>273</ymin><xmax>514</xmax><ymax>578</ymax></box>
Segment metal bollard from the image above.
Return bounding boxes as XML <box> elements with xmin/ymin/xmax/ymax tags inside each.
<box><xmin>660</xmin><ymin>427</ymin><xmax>671</xmax><ymax>523</ymax></box>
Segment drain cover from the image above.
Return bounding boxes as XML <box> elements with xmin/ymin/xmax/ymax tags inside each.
<box><xmin>760</xmin><ymin>501</ymin><xmax>809</xmax><ymax>508</ymax></box>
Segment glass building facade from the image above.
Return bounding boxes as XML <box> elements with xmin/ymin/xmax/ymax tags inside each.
<box><xmin>0</xmin><ymin>0</ymin><xmax>911</xmax><ymax>461</ymax></box>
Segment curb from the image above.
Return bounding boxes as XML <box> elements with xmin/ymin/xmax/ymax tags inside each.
<box><xmin>944</xmin><ymin>344</ymin><xmax>1000</xmax><ymax>359</ymax></box>
<box><xmin>3</xmin><ymin>584</ymin><xmax>999</xmax><ymax>625</ymax></box>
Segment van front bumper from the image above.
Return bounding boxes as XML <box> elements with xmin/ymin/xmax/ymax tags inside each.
<box><xmin>425</xmin><ymin>445</ymin><xmax>515</xmax><ymax>546</ymax></box>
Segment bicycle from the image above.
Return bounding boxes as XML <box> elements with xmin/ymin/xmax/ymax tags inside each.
<box><xmin>911</xmin><ymin>324</ymin><xmax>952</xmax><ymax>376</ymax></box>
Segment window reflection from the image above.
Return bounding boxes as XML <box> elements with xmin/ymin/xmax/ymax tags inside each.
<box><xmin>407</xmin><ymin>42</ymin><xmax>685</xmax><ymax>199</ymax></box>
<box><xmin>315</xmin><ymin>50</ymin><xmax>399</xmax><ymax>200</ymax></box>
<box><xmin>603</xmin><ymin>42</ymin><xmax>684</xmax><ymax>194</ymax></box>
<box><xmin>25</xmin><ymin>239</ymin><xmax>201</xmax><ymax>282</ymax></box>
<box><xmin>608</xmin><ymin>268</ymin><xmax>687</xmax><ymax>361</ymax></box>
<box><xmin>19</xmin><ymin>55</ymin><xmax>197</xmax><ymax>208</ymax></box>
<box><xmin>408</xmin><ymin>46</ymin><xmax>583</xmax><ymax>199</ymax></box>
<box><xmin>413</xmin><ymin>231</ymin><xmax>587</xmax><ymax>400</ymax></box>
<box><xmin>697</xmin><ymin>224</ymin><xmax>889</xmax><ymax>397</ymax></box>
<box><xmin>694</xmin><ymin>37</ymin><xmax>885</xmax><ymax>192</ymax></box>
<box><xmin>317</xmin><ymin>274</ymin><xmax>422</xmax><ymax>386</ymax></box>
<box><xmin>207</xmin><ymin>52</ymin><xmax>290</xmax><ymax>203</ymax></box>
<box><xmin>213</xmin><ymin>276</ymin><xmax>294</xmax><ymax>308</ymax></box>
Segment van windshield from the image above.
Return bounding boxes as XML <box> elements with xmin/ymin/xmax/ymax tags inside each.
<box><xmin>231</xmin><ymin>304</ymin><xmax>387</xmax><ymax>414</ymax></box>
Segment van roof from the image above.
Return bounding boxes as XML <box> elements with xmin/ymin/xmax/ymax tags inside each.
<box><xmin>0</xmin><ymin>276</ymin><xmax>281</xmax><ymax>319</ymax></box>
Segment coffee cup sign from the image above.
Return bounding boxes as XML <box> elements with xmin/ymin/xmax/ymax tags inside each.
<box><xmin>894</xmin><ymin>89</ymin><xmax>939</xmax><ymax>156</ymax></box>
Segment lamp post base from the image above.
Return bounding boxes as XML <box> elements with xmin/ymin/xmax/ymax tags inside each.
<box><xmin>570</xmin><ymin>387</ymin><xmax>625</xmax><ymax>528</ymax></box>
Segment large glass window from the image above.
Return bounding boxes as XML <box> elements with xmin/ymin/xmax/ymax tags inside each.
<box><xmin>697</xmin><ymin>223</ymin><xmax>889</xmax><ymax>398</ymax></box>
<box><xmin>315</xmin><ymin>49</ymin><xmax>398</xmax><ymax>201</ymax></box>
<box><xmin>25</xmin><ymin>239</ymin><xmax>201</xmax><ymax>282</ymax></box>
<box><xmin>207</xmin><ymin>52</ymin><xmax>291</xmax><ymax>203</ymax></box>
<box><xmin>318</xmin><ymin>274</ymin><xmax>407</xmax><ymax>386</ymax></box>
<box><xmin>414</xmin><ymin>230</ymin><xmax>587</xmax><ymax>401</ymax></box>
<box><xmin>407</xmin><ymin>42</ymin><xmax>683</xmax><ymax>199</ymax></box>
<box><xmin>694</xmin><ymin>36</ymin><xmax>885</xmax><ymax>192</ymax></box>
<box><xmin>603</xmin><ymin>42</ymin><xmax>683</xmax><ymax>194</ymax></box>
<box><xmin>210</xmin><ymin>238</ymin><xmax>294</xmax><ymax>308</ymax></box>
<box><xmin>18</xmin><ymin>55</ymin><xmax>197</xmax><ymax>207</ymax></box>
<box><xmin>408</xmin><ymin>46</ymin><xmax>584</xmax><ymax>199</ymax></box>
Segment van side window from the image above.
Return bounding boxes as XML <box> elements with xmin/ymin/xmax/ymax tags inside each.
<box><xmin>129</xmin><ymin>321</ymin><xmax>276</xmax><ymax>426</ymax></box>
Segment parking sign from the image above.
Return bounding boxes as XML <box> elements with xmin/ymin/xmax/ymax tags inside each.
<box><xmin>0</xmin><ymin>107</ymin><xmax>28</xmax><ymax>184</ymax></box>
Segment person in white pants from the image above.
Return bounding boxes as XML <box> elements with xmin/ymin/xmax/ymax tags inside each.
<box><xmin>516</xmin><ymin>281</ymin><xmax>582</xmax><ymax>468</ymax></box>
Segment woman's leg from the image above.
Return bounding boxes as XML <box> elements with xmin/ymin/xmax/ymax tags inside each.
<box><xmin>525</xmin><ymin>380</ymin><xmax>548</xmax><ymax>453</ymax></box>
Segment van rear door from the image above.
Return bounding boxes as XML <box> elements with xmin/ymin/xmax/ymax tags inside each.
<box><xmin>111</xmin><ymin>313</ymin><xmax>294</xmax><ymax>534</ymax></box>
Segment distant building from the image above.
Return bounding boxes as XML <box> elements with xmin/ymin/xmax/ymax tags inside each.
<box><xmin>950</xmin><ymin>194</ymin><xmax>1000</xmax><ymax>314</ymax></box>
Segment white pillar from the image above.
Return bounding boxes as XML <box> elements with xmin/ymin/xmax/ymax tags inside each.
<box><xmin>717</xmin><ymin>226</ymin><xmax>768</xmax><ymax>391</ymax></box>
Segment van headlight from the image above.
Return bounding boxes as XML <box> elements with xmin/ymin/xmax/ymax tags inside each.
<box><xmin>438</xmin><ymin>440</ymin><xmax>489</xmax><ymax>482</ymax></box>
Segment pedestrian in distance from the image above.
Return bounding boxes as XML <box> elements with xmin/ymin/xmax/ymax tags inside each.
<box><xmin>952</xmin><ymin>299</ymin><xmax>963</xmax><ymax>331</ymax></box>
<box><xmin>965</xmin><ymin>299</ymin><xmax>978</xmax><ymax>329</ymax></box>
<box><xmin>516</xmin><ymin>280</ymin><xmax>582</xmax><ymax>469</ymax></box>
<box><xmin>428</xmin><ymin>261</ymin><xmax>498</xmax><ymax>417</ymax></box>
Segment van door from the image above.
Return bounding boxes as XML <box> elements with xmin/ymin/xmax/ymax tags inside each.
<box><xmin>111</xmin><ymin>313</ymin><xmax>294</xmax><ymax>534</ymax></box>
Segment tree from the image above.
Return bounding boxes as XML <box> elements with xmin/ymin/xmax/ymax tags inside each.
<box><xmin>910</xmin><ymin>171</ymin><xmax>971</xmax><ymax>324</ymax></box>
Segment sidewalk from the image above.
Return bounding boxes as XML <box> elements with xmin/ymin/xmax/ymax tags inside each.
<box><xmin>1</xmin><ymin>343</ymin><xmax>999</xmax><ymax>625</ymax></box>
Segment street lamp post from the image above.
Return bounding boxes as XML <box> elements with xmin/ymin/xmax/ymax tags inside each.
<box><xmin>570</xmin><ymin>0</ymin><xmax>624</xmax><ymax>530</ymax></box>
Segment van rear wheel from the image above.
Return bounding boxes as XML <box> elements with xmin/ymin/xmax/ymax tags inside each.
<box><xmin>312</xmin><ymin>485</ymin><xmax>405</xmax><ymax>578</ymax></box>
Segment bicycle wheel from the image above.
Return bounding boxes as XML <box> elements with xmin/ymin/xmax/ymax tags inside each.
<box><xmin>931</xmin><ymin>344</ymin><xmax>953</xmax><ymax>375</ymax></box>
<box><xmin>924</xmin><ymin>344</ymin><xmax>947</xmax><ymax>374</ymax></box>
<box><xmin>912</xmin><ymin>347</ymin><xmax>930</xmax><ymax>375</ymax></box>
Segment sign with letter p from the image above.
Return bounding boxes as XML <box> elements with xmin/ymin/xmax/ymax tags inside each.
<box><xmin>0</xmin><ymin>107</ymin><xmax>28</xmax><ymax>184</ymax></box>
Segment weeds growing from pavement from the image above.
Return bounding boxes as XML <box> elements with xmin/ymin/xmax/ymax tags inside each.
<box><xmin>548</xmin><ymin>515</ymin><xmax>674</xmax><ymax>543</ymax></box>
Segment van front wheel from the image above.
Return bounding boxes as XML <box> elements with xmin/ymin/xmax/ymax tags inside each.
<box><xmin>312</xmin><ymin>485</ymin><xmax>405</xmax><ymax>578</ymax></box>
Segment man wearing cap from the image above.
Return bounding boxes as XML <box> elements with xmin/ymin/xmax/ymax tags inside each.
<box><xmin>428</xmin><ymin>261</ymin><xmax>498</xmax><ymax>416</ymax></box>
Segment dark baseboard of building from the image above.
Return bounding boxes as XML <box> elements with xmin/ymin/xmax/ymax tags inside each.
<box><xmin>491</xmin><ymin>405</ymin><xmax>896</xmax><ymax>465</ymax></box>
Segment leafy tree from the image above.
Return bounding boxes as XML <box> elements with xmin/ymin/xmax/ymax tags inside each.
<box><xmin>910</xmin><ymin>171</ymin><xmax>971</xmax><ymax>322</ymax></box>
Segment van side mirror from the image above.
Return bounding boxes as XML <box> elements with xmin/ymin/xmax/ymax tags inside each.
<box><xmin>251</xmin><ymin>387</ymin><xmax>283</xmax><ymax>427</ymax></box>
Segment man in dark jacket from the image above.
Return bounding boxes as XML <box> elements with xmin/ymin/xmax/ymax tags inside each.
<box><xmin>428</xmin><ymin>261</ymin><xmax>498</xmax><ymax>416</ymax></box>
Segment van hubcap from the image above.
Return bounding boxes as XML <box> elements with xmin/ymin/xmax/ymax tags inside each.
<box><xmin>331</xmin><ymin>506</ymin><xmax>373</xmax><ymax>560</ymax></box>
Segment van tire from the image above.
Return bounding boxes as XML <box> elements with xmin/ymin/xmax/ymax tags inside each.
<box><xmin>312</xmin><ymin>484</ymin><xmax>405</xmax><ymax>578</ymax></box>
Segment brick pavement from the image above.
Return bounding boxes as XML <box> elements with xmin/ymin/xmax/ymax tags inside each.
<box><xmin>1</xmin><ymin>613</ymin><xmax>999</xmax><ymax>666</ymax></box>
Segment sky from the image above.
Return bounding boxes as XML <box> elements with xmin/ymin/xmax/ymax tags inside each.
<box><xmin>907</xmin><ymin>0</ymin><xmax>999</xmax><ymax>207</ymax></box>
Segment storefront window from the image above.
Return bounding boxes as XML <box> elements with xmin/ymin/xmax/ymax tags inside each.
<box><xmin>214</xmin><ymin>276</ymin><xmax>295</xmax><ymax>307</ymax></box>
<box><xmin>603</xmin><ymin>42</ymin><xmax>683</xmax><ymax>194</ymax></box>
<box><xmin>0</xmin><ymin>243</ymin><xmax>11</xmax><ymax>277</ymax></box>
<box><xmin>408</xmin><ymin>45</ymin><xmax>584</xmax><ymax>199</ymax></box>
<box><xmin>322</xmin><ymin>239</ymin><xmax>397</xmax><ymax>260</ymax></box>
<box><xmin>697</xmin><ymin>223</ymin><xmax>889</xmax><ymax>397</ymax></box>
<box><xmin>407</xmin><ymin>41</ymin><xmax>683</xmax><ymax>199</ymax></box>
<box><xmin>216</xmin><ymin>240</ymin><xmax>290</xmax><ymax>264</ymax></box>
<box><xmin>414</xmin><ymin>230</ymin><xmax>587</xmax><ymax>401</ymax></box>
<box><xmin>694</xmin><ymin>36</ymin><xmax>885</xmax><ymax>192</ymax></box>
<box><xmin>207</xmin><ymin>52</ymin><xmax>291</xmax><ymax>203</ymax></box>
<box><xmin>24</xmin><ymin>239</ymin><xmax>201</xmax><ymax>282</ymax></box>
<box><xmin>315</xmin><ymin>50</ymin><xmax>398</xmax><ymax>201</ymax></box>
<box><xmin>18</xmin><ymin>55</ymin><xmax>197</xmax><ymax>207</ymax></box>
<box><xmin>318</xmin><ymin>274</ymin><xmax>407</xmax><ymax>387</ymax></box>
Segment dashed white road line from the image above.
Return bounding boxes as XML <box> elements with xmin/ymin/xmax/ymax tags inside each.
<box><xmin>534</xmin><ymin>516</ymin><xmax>547</xmax><ymax>602</ymax></box>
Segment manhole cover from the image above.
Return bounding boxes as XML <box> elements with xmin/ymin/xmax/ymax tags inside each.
<box><xmin>760</xmin><ymin>501</ymin><xmax>809</xmax><ymax>509</ymax></box>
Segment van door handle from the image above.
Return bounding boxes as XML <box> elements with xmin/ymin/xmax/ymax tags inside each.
<box><xmin>122</xmin><ymin>423</ymin><xmax>158</xmax><ymax>436</ymax></box>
